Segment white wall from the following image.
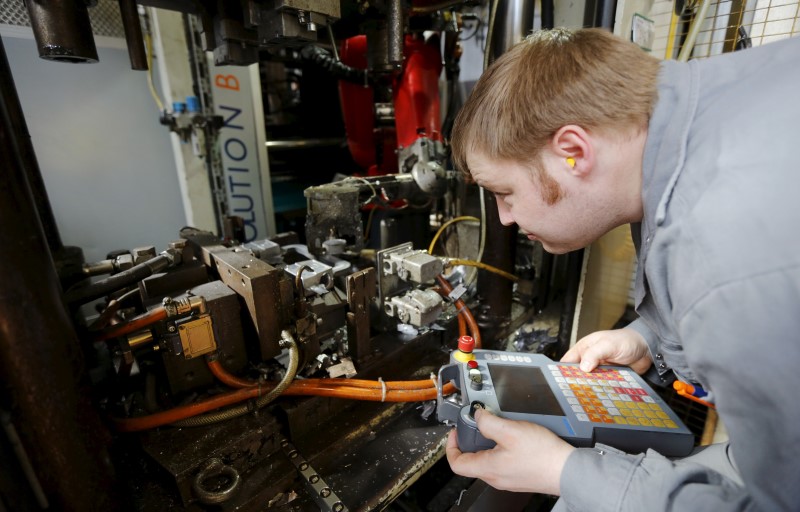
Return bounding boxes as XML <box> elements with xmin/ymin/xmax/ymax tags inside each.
<box><xmin>2</xmin><ymin>30</ymin><xmax>187</xmax><ymax>262</ymax></box>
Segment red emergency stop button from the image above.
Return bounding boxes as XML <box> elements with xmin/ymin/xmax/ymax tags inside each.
<box><xmin>458</xmin><ymin>335</ymin><xmax>475</xmax><ymax>353</ymax></box>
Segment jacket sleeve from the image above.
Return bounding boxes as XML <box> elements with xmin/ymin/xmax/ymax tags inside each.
<box><xmin>559</xmin><ymin>445</ymin><xmax>750</xmax><ymax>511</ymax></box>
<box><xmin>625</xmin><ymin>317</ymin><xmax>675</xmax><ymax>386</ymax></box>
<box><xmin>559</xmin><ymin>269</ymin><xmax>800</xmax><ymax>511</ymax></box>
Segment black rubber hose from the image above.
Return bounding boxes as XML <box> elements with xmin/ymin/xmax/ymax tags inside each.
<box><xmin>64</xmin><ymin>254</ymin><xmax>171</xmax><ymax>306</ymax></box>
<box><xmin>300</xmin><ymin>45</ymin><xmax>371</xmax><ymax>86</ymax></box>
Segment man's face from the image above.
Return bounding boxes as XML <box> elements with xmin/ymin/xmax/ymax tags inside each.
<box><xmin>468</xmin><ymin>152</ymin><xmax>604</xmax><ymax>254</ymax></box>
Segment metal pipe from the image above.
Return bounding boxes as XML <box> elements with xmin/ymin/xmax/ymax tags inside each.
<box><xmin>24</xmin><ymin>0</ymin><xmax>99</xmax><ymax>63</ymax></box>
<box><xmin>678</xmin><ymin>0</ymin><xmax>713</xmax><ymax>62</ymax></box>
<box><xmin>541</xmin><ymin>0</ymin><xmax>555</xmax><ymax>29</ymax></box>
<box><xmin>387</xmin><ymin>0</ymin><xmax>404</xmax><ymax>70</ymax></box>
<box><xmin>476</xmin><ymin>0</ymin><xmax>533</xmax><ymax>336</ymax></box>
<box><xmin>476</xmin><ymin>193</ymin><xmax>517</xmax><ymax>335</ymax></box>
<box><xmin>0</xmin><ymin>36</ymin><xmax>116</xmax><ymax>510</ymax></box>
<box><xmin>585</xmin><ymin>0</ymin><xmax>617</xmax><ymax>30</ymax></box>
<box><xmin>64</xmin><ymin>253</ymin><xmax>171</xmax><ymax>306</ymax></box>
<box><xmin>487</xmin><ymin>0</ymin><xmax>535</xmax><ymax>65</ymax></box>
<box><xmin>118</xmin><ymin>0</ymin><xmax>148</xmax><ymax>70</ymax></box>
<box><xmin>0</xmin><ymin>16</ymin><xmax>64</xmax><ymax>253</ymax></box>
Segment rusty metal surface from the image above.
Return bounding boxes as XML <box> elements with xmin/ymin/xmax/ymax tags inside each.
<box><xmin>139</xmin><ymin>413</ymin><xmax>283</xmax><ymax>506</ymax></box>
<box><xmin>346</xmin><ymin>267</ymin><xmax>376</xmax><ymax>362</ymax></box>
<box><xmin>0</xmin><ymin>36</ymin><xmax>116</xmax><ymax>510</ymax></box>
<box><xmin>212</xmin><ymin>248</ymin><xmax>290</xmax><ymax>361</ymax></box>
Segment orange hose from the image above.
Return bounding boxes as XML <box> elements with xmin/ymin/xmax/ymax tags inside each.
<box><xmin>114</xmin><ymin>276</ymin><xmax>480</xmax><ymax>432</ymax></box>
<box><xmin>209</xmin><ymin>358</ymin><xmax>444</xmax><ymax>391</ymax></box>
<box><xmin>435</xmin><ymin>287</ymin><xmax>468</xmax><ymax>339</ymax></box>
<box><xmin>207</xmin><ymin>359</ymin><xmax>261</xmax><ymax>389</ymax></box>
<box><xmin>436</xmin><ymin>275</ymin><xmax>481</xmax><ymax>348</ymax></box>
<box><xmin>92</xmin><ymin>306</ymin><xmax>167</xmax><ymax>341</ymax></box>
<box><xmin>113</xmin><ymin>380</ymin><xmax>458</xmax><ymax>432</ymax></box>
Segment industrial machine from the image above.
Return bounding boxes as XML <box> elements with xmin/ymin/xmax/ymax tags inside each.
<box><xmin>0</xmin><ymin>0</ymin><xmax>584</xmax><ymax>510</ymax></box>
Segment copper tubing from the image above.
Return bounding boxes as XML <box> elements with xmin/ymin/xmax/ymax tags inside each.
<box><xmin>436</xmin><ymin>275</ymin><xmax>482</xmax><ymax>348</ymax></box>
<box><xmin>91</xmin><ymin>306</ymin><xmax>167</xmax><ymax>341</ymax></box>
<box><xmin>113</xmin><ymin>380</ymin><xmax>457</xmax><ymax>432</ymax></box>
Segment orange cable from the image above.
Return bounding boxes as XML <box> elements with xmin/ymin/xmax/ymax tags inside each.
<box><xmin>91</xmin><ymin>306</ymin><xmax>167</xmax><ymax>341</ymax></box>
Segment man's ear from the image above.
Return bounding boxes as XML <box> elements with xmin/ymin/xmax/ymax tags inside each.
<box><xmin>551</xmin><ymin>125</ymin><xmax>594</xmax><ymax>177</ymax></box>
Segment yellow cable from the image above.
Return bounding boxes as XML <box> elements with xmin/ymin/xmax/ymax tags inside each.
<box><xmin>144</xmin><ymin>32</ymin><xmax>164</xmax><ymax>112</ymax></box>
<box><xmin>428</xmin><ymin>216</ymin><xmax>480</xmax><ymax>255</ymax></box>
<box><xmin>444</xmin><ymin>258</ymin><xmax>518</xmax><ymax>282</ymax></box>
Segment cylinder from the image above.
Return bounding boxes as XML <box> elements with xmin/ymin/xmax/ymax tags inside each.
<box><xmin>488</xmin><ymin>0</ymin><xmax>535</xmax><ymax>64</ymax></box>
<box><xmin>387</xmin><ymin>0</ymin><xmax>404</xmax><ymax>69</ymax></box>
<box><xmin>25</xmin><ymin>0</ymin><xmax>99</xmax><ymax>63</ymax></box>
<box><xmin>118</xmin><ymin>0</ymin><xmax>148</xmax><ymax>70</ymax></box>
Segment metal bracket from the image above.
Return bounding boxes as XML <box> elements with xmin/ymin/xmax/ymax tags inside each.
<box><xmin>436</xmin><ymin>363</ymin><xmax>463</xmax><ymax>424</ymax></box>
<box><xmin>278</xmin><ymin>435</ymin><xmax>349</xmax><ymax>512</ymax></box>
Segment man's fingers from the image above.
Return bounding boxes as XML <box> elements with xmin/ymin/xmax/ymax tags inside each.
<box><xmin>560</xmin><ymin>345</ymin><xmax>582</xmax><ymax>363</ymax></box>
<box><xmin>579</xmin><ymin>351</ymin><xmax>601</xmax><ymax>372</ymax></box>
<box><xmin>474</xmin><ymin>408</ymin><xmax>513</xmax><ymax>442</ymax></box>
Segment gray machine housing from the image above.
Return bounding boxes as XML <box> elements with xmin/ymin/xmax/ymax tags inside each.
<box><xmin>437</xmin><ymin>350</ymin><xmax>695</xmax><ymax>457</ymax></box>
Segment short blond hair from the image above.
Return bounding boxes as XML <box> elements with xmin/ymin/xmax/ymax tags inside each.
<box><xmin>451</xmin><ymin>28</ymin><xmax>660</xmax><ymax>177</ymax></box>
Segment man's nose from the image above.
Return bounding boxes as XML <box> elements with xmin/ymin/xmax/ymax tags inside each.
<box><xmin>496</xmin><ymin>200</ymin><xmax>515</xmax><ymax>226</ymax></box>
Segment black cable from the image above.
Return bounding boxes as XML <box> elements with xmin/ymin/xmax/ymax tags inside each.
<box><xmin>64</xmin><ymin>254</ymin><xmax>171</xmax><ymax>306</ymax></box>
<box><xmin>300</xmin><ymin>45</ymin><xmax>372</xmax><ymax>86</ymax></box>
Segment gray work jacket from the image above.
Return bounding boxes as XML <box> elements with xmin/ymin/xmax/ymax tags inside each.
<box><xmin>559</xmin><ymin>36</ymin><xmax>800</xmax><ymax>511</ymax></box>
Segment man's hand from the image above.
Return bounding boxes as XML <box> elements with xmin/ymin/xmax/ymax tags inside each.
<box><xmin>561</xmin><ymin>327</ymin><xmax>652</xmax><ymax>374</ymax></box>
<box><xmin>445</xmin><ymin>409</ymin><xmax>574</xmax><ymax>495</ymax></box>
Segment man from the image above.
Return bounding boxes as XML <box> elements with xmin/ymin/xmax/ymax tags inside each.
<box><xmin>445</xmin><ymin>28</ymin><xmax>800</xmax><ymax>511</ymax></box>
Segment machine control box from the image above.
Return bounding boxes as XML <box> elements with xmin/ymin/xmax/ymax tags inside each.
<box><xmin>436</xmin><ymin>350</ymin><xmax>694</xmax><ymax>456</ymax></box>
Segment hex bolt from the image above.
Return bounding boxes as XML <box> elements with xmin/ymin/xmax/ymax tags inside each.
<box><xmin>320</xmin><ymin>488</ymin><xmax>331</xmax><ymax>498</ymax></box>
<box><xmin>299</xmin><ymin>462</ymin><xmax>309</xmax><ymax>471</ymax></box>
<box><xmin>309</xmin><ymin>475</ymin><xmax>320</xmax><ymax>483</ymax></box>
<box><xmin>333</xmin><ymin>503</ymin><xmax>344</xmax><ymax>512</ymax></box>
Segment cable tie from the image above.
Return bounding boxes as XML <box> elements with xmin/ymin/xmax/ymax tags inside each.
<box><xmin>448</xmin><ymin>283</ymin><xmax>467</xmax><ymax>302</ymax></box>
<box><xmin>378</xmin><ymin>377</ymin><xmax>387</xmax><ymax>402</ymax></box>
<box><xmin>429</xmin><ymin>372</ymin><xmax>438</xmax><ymax>388</ymax></box>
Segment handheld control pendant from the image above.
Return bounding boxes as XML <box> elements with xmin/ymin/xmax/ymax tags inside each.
<box><xmin>436</xmin><ymin>349</ymin><xmax>694</xmax><ymax>456</ymax></box>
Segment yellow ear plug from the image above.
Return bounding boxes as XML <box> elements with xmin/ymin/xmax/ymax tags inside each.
<box><xmin>566</xmin><ymin>157</ymin><xmax>576</xmax><ymax>168</ymax></box>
